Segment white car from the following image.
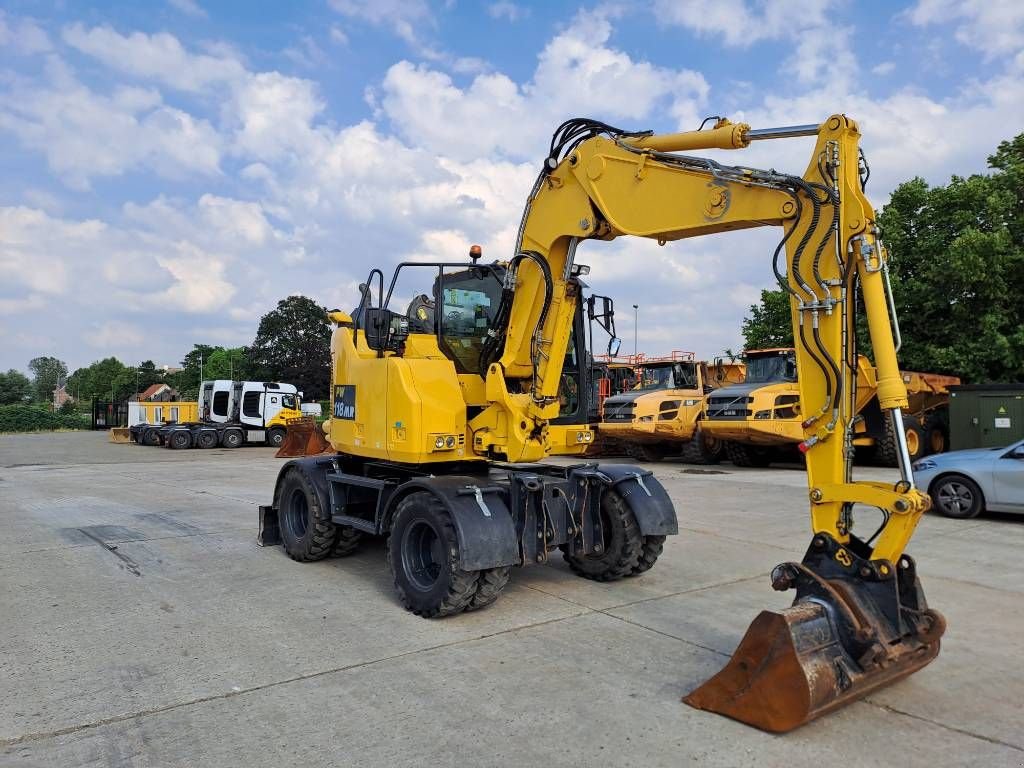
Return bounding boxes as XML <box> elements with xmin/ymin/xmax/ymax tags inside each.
<box><xmin>912</xmin><ymin>438</ymin><xmax>1024</xmax><ymax>518</ymax></box>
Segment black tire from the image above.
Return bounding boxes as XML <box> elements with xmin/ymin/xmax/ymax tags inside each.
<box><xmin>563</xmin><ymin>488</ymin><xmax>643</xmax><ymax>581</ymax></box>
<box><xmin>221</xmin><ymin>429</ymin><xmax>243</xmax><ymax>449</ymax></box>
<box><xmin>930</xmin><ymin>474</ymin><xmax>984</xmax><ymax>519</ymax></box>
<box><xmin>142</xmin><ymin>428</ymin><xmax>162</xmax><ymax>447</ymax></box>
<box><xmin>330</xmin><ymin>525</ymin><xmax>363</xmax><ymax>557</ymax></box>
<box><xmin>923</xmin><ymin>412</ymin><xmax>949</xmax><ymax>456</ymax></box>
<box><xmin>626</xmin><ymin>442</ymin><xmax>668</xmax><ymax>462</ymax></box>
<box><xmin>168</xmin><ymin>430</ymin><xmax>191</xmax><ymax>450</ymax></box>
<box><xmin>630</xmin><ymin>535</ymin><xmax>666</xmax><ymax>575</ymax></box>
<box><xmin>466</xmin><ymin>567</ymin><xmax>511</xmax><ymax>611</ymax></box>
<box><xmin>267</xmin><ymin>427</ymin><xmax>286</xmax><ymax>448</ymax></box>
<box><xmin>874</xmin><ymin>414</ymin><xmax>924</xmax><ymax>467</ymax></box>
<box><xmin>725</xmin><ymin>441</ymin><xmax>771</xmax><ymax>468</ymax></box>
<box><xmin>680</xmin><ymin>425</ymin><xmax>723</xmax><ymax>465</ymax></box>
<box><xmin>277</xmin><ymin>466</ymin><xmax>336</xmax><ymax>561</ymax></box>
<box><xmin>386</xmin><ymin>492</ymin><xmax>480</xmax><ymax>617</ymax></box>
<box><xmin>195</xmin><ymin>430</ymin><xmax>218</xmax><ymax>449</ymax></box>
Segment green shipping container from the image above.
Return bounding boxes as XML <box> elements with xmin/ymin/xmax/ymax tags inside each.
<box><xmin>949</xmin><ymin>384</ymin><xmax>1024</xmax><ymax>450</ymax></box>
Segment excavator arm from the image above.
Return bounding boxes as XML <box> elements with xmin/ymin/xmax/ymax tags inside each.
<box><xmin>475</xmin><ymin>114</ymin><xmax>943</xmax><ymax>731</ymax></box>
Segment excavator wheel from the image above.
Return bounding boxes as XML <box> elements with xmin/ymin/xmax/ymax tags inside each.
<box><xmin>680</xmin><ymin>426</ymin><xmax>723</xmax><ymax>465</ymax></box>
<box><xmin>724</xmin><ymin>441</ymin><xmax>771</xmax><ymax>468</ymax></box>
<box><xmin>330</xmin><ymin>525</ymin><xmax>363</xmax><ymax>557</ymax></box>
<box><xmin>277</xmin><ymin>465</ymin><xmax>337</xmax><ymax>562</ymax></box>
<box><xmin>563</xmin><ymin>488</ymin><xmax>643</xmax><ymax>581</ymax></box>
<box><xmin>466</xmin><ymin>567</ymin><xmax>512</xmax><ymax>611</ymax></box>
<box><xmin>386</xmin><ymin>492</ymin><xmax>481</xmax><ymax>617</ymax></box>
<box><xmin>630</xmin><ymin>535</ymin><xmax>666</xmax><ymax>575</ymax></box>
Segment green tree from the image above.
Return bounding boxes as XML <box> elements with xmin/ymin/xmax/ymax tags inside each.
<box><xmin>28</xmin><ymin>356</ymin><xmax>68</xmax><ymax>403</ymax></box>
<box><xmin>740</xmin><ymin>289</ymin><xmax>794</xmax><ymax>351</ymax></box>
<box><xmin>66</xmin><ymin>357</ymin><xmax>133</xmax><ymax>401</ymax></box>
<box><xmin>879</xmin><ymin>134</ymin><xmax>1024</xmax><ymax>382</ymax></box>
<box><xmin>248</xmin><ymin>295</ymin><xmax>331</xmax><ymax>398</ymax></box>
<box><xmin>0</xmin><ymin>369</ymin><xmax>32</xmax><ymax>404</ymax></box>
<box><xmin>203</xmin><ymin>347</ymin><xmax>250</xmax><ymax>381</ymax></box>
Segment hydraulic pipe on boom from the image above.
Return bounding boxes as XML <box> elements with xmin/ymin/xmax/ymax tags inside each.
<box><xmin>483</xmin><ymin>114</ymin><xmax>944</xmax><ymax>732</ymax></box>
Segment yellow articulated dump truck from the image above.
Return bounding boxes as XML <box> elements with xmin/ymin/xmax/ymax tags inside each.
<box><xmin>703</xmin><ymin>348</ymin><xmax>959</xmax><ymax>467</ymax></box>
<box><xmin>599</xmin><ymin>352</ymin><xmax>745</xmax><ymax>463</ymax></box>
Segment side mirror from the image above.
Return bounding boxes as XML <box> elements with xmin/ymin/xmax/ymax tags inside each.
<box><xmin>363</xmin><ymin>308</ymin><xmax>408</xmax><ymax>354</ymax></box>
<box><xmin>607</xmin><ymin>336</ymin><xmax>621</xmax><ymax>356</ymax></box>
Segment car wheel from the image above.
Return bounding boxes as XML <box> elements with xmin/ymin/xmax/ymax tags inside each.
<box><xmin>931</xmin><ymin>474</ymin><xmax>984</xmax><ymax>519</ymax></box>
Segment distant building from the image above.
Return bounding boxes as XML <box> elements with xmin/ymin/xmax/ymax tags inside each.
<box><xmin>132</xmin><ymin>383</ymin><xmax>179</xmax><ymax>402</ymax></box>
<box><xmin>53</xmin><ymin>384</ymin><xmax>73</xmax><ymax>409</ymax></box>
<box><xmin>160</xmin><ymin>365</ymin><xmax>183</xmax><ymax>375</ymax></box>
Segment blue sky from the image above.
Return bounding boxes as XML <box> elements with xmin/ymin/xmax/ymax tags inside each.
<box><xmin>1</xmin><ymin>0</ymin><xmax>1022</xmax><ymax>374</ymax></box>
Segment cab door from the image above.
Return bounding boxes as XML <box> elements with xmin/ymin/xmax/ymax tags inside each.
<box><xmin>240</xmin><ymin>384</ymin><xmax>265</xmax><ymax>428</ymax></box>
<box><xmin>992</xmin><ymin>442</ymin><xmax>1024</xmax><ymax>510</ymax></box>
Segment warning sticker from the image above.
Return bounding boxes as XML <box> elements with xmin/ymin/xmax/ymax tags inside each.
<box><xmin>995</xmin><ymin>417</ymin><xmax>1011</xmax><ymax>429</ymax></box>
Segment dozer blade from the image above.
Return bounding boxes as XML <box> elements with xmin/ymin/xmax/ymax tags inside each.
<box><xmin>684</xmin><ymin>533</ymin><xmax>945</xmax><ymax>733</ymax></box>
<box><xmin>275</xmin><ymin>417</ymin><xmax>330</xmax><ymax>458</ymax></box>
<box><xmin>108</xmin><ymin>427</ymin><xmax>131</xmax><ymax>443</ymax></box>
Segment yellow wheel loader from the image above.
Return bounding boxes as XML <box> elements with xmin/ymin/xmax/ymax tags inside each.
<box><xmin>259</xmin><ymin>114</ymin><xmax>943</xmax><ymax>732</ymax></box>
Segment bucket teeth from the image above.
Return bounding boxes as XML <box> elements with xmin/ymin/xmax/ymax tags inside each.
<box><xmin>684</xmin><ymin>533</ymin><xmax>944</xmax><ymax>733</ymax></box>
<box><xmin>275</xmin><ymin>417</ymin><xmax>330</xmax><ymax>458</ymax></box>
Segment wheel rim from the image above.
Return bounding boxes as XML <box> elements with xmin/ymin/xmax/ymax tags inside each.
<box><xmin>905</xmin><ymin>429</ymin><xmax>920</xmax><ymax>457</ymax></box>
<box><xmin>227</xmin><ymin>432</ymin><xmax>240</xmax><ymax>446</ymax></box>
<box><xmin>930</xmin><ymin>429</ymin><xmax>945</xmax><ymax>453</ymax></box>
<box><xmin>402</xmin><ymin>519</ymin><xmax>444</xmax><ymax>590</ymax></box>
<box><xmin>937</xmin><ymin>481</ymin><xmax>973</xmax><ymax>515</ymax></box>
<box><xmin>285</xmin><ymin>488</ymin><xmax>309</xmax><ymax>537</ymax></box>
<box><xmin>271</xmin><ymin>432</ymin><xmax>283</xmax><ymax>446</ymax></box>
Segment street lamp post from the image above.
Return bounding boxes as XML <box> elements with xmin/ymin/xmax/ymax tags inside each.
<box><xmin>632</xmin><ymin>304</ymin><xmax>639</xmax><ymax>356</ymax></box>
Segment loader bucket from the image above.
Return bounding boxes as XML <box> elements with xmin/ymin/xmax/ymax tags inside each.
<box><xmin>684</xmin><ymin>533</ymin><xmax>944</xmax><ymax>733</ymax></box>
<box><xmin>108</xmin><ymin>427</ymin><xmax>131</xmax><ymax>443</ymax></box>
<box><xmin>275</xmin><ymin>416</ymin><xmax>330</xmax><ymax>458</ymax></box>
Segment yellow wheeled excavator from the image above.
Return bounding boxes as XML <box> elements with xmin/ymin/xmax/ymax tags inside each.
<box><xmin>259</xmin><ymin>114</ymin><xmax>943</xmax><ymax>733</ymax></box>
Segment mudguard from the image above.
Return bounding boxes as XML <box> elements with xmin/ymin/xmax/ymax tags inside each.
<box><xmin>388</xmin><ymin>476</ymin><xmax>520</xmax><ymax>571</ymax></box>
<box><xmin>583</xmin><ymin>463</ymin><xmax>678</xmax><ymax>537</ymax></box>
<box><xmin>261</xmin><ymin>457</ymin><xmax>339</xmax><ymax>546</ymax></box>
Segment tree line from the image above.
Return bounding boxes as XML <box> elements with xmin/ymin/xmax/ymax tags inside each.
<box><xmin>739</xmin><ymin>133</ymin><xmax>1023</xmax><ymax>383</ymax></box>
<box><xmin>0</xmin><ymin>295</ymin><xmax>332</xmax><ymax>407</ymax></box>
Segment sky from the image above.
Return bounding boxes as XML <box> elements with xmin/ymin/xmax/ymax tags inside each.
<box><xmin>1</xmin><ymin>0</ymin><xmax>1022</xmax><ymax>374</ymax></box>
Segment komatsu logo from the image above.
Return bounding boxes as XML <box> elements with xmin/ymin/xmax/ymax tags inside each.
<box><xmin>334</xmin><ymin>385</ymin><xmax>356</xmax><ymax>420</ymax></box>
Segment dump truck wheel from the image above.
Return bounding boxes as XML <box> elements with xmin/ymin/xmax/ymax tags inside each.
<box><xmin>267</xmin><ymin>427</ymin><xmax>286</xmax><ymax>448</ymax></box>
<box><xmin>195</xmin><ymin>431</ymin><xmax>218</xmax><ymax>449</ymax></box>
<box><xmin>386</xmin><ymin>492</ymin><xmax>480</xmax><ymax>617</ymax></box>
<box><xmin>142</xmin><ymin>428</ymin><xmax>162</xmax><ymax>446</ymax></box>
<box><xmin>874</xmin><ymin>415</ymin><xmax>924</xmax><ymax>467</ymax></box>
<box><xmin>563</xmin><ymin>488</ymin><xmax>642</xmax><ymax>581</ymax></box>
<box><xmin>168</xmin><ymin>430</ymin><xmax>191</xmax><ymax>450</ymax></box>
<box><xmin>680</xmin><ymin>426</ymin><xmax>722</xmax><ymax>465</ymax></box>
<box><xmin>631</xmin><ymin>535</ymin><xmax>666</xmax><ymax>575</ymax></box>
<box><xmin>725</xmin><ymin>442</ymin><xmax>771</xmax><ymax>468</ymax></box>
<box><xmin>466</xmin><ymin>567</ymin><xmax>511</xmax><ymax>611</ymax></box>
<box><xmin>930</xmin><ymin>474</ymin><xmax>984</xmax><ymax>519</ymax></box>
<box><xmin>626</xmin><ymin>443</ymin><xmax>668</xmax><ymax>462</ymax></box>
<box><xmin>924</xmin><ymin>413</ymin><xmax>948</xmax><ymax>455</ymax></box>
<box><xmin>221</xmin><ymin>429</ymin><xmax>243</xmax><ymax>449</ymax></box>
<box><xmin>277</xmin><ymin>466</ymin><xmax>336</xmax><ymax>562</ymax></box>
<box><xmin>330</xmin><ymin>525</ymin><xmax>363</xmax><ymax>557</ymax></box>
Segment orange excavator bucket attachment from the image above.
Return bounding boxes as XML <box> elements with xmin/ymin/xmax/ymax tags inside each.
<box><xmin>275</xmin><ymin>416</ymin><xmax>331</xmax><ymax>458</ymax></box>
<box><xmin>684</xmin><ymin>533</ymin><xmax>944</xmax><ymax>733</ymax></box>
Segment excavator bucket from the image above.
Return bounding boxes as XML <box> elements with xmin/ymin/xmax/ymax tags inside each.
<box><xmin>108</xmin><ymin>427</ymin><xmax>131</xmax><ymax>443</ymax></box>
<box><xmin>275</xmin><ymin>417</ymin><xmax>330</xmax><ymax>458</ymax></box>
<box><xmin>684</xmin><ymin>533</ymin><xmax>944</xmax><ymax>733</ymax></box>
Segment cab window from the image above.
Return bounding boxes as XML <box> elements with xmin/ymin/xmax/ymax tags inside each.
<box><xmin>282</xmin><ymin>394</ymin><xmax>296</xmax><ymax>410</ymax></box>
<box><xmin>438</xmin><ymin>270</ymin><xmax>502</xmax><ymax>374</ymax></box>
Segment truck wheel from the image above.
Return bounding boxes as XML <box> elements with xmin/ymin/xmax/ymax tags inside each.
<box><xmin>142</xmin><ymin>428</ymin><xmax>162</xmax><ymax>446</ymax></box>
<box><xmin>330</xmin><ymin>525</ymin><xmax>363</xmax><ymax>557</ymax></box>
<box><xmin>168</xmin><ymin>430</ymin><xmax>191</xmax><ymax>450</ymax></box>
<box><xmin>195</xmin><ymin>431</ymin><xmax>218</xmax><ymax>449</ymax></box>
<box><xmin>386</xmin><ymin>492</ymin><xmax>480</xmax><ymax>617</ymax></box>
<box><xmin>626</xmin><ymin>443</ymin><xmax>668</xmax><ymax>462</ymax></box>
<box><xmin>680</xmin><ymin>426</ymin><xmax>722</xmax><ymax>465</ymax></box>
<box><xmin>267</xmin><ymin>427</ymin><xmax>286</xmax><ymax>448</ymax></box>
<box><xmin>466</xmin><ymin>567</ymin><xmax>511</xmax><ymax>611</ymax></box>
<box><xmin>725</xmin><ymin>441</ymin><xmax>771</xmax><ymax>468</ymax></box>
<box><xmin>221</xmin><ymin>429</ymin><xmax>243</xmax><ymax>449</ymax></box>
<box><xmin>563</xmin><ymin>488</ymin><xmax>642</xmax><ymax>581</ymax></box>
<box><xmin>931</xmin><ymin>474</ymin><xmax>984</xmax><ymax>519</ymax></box>
<box><xmin>874</xmin><ymin>414</ymin><xmax>924</xmax><ymax>467</ymax></box>
<box><xmin>923</xmin><ymin>413</ymin><xmax>948</xmax><ymax>455</ymax></box>
<box><xmin>277</xmin><ymin>466</ymin><xmax>336</xmax><ymax>561</ymax></box>
<box><xmin>630</xmin><ymin>535</ymin><xmax>666</xmax><ymax>575</ymax></box>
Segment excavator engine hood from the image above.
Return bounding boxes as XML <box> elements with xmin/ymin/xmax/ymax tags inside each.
<box><xmin>684</xmin><ymin>532</ymin><xmax>944</xmax><ymax>732</ymax></box>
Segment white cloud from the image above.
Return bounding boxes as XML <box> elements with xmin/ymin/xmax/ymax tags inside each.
<box><xmin>168</xmin><ymin>0</ymin><xmax>207</xmax><ymax>18</ymax></box>
<box><xmin>488</xmin><ymin>2</ymin><xmax>529</xmax><ymax>22</ymax></box>
<box><xmin>329</xmin><ymin>25</ymin><xmax>349</xmax><ymax>45</ymax></box>
<box><xmin>328</xmin><ymin>0</ymin><xmax>433</xmax><ymax>47</ymax></box>
<box><xmin>872</xmin><ymin>61</ymin><xmax>896</xmax><ymax>75</ymax></box>
<box><xmin>652</xmin><ymin>0</ymin><xmax>831</xmax><ymax>46</ymax></box>
<box><xmin>908</xmin><ymin>0</ymin><xmax>1024</xmax><ymax>57</ymax></box>
<box><xmin>87</xmin><ymin>321</ymin><xmax>145</xmax><ymax>349</ymax></box>
<box><xmin>0</xmin><ymin>12</ymin><xmax>52</xmax><ymax>55</ymax></box>
<box><xmin>230</xmin><ymin>72</ymin><xmax>323</xmax><ymax>160</ymax></box>
<box><xmin>62</xmin><ymin>23</ymin><xmax>246</xmax><ymax>93</ymax></box>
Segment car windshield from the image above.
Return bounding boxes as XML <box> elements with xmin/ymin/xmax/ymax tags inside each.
<box><xmin>744</xmin><ymin>354</ymin><xmax>797</xmax><ymax>384</ymax></box>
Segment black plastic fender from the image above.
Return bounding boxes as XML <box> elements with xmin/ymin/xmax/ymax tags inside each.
<box><xmin>261</xmin><ymin>456</ymin><xmax>338</xmax><ymax>544</ymax></box>
<box><xmin>386</xmin><ymin>476</ymin><xmax>519</xmax><ymax>571</ymax></box>
<box><xmin>580</xmin><ymin>463</ymin><xmax>678</xmax><ymax>537</ymax></box>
